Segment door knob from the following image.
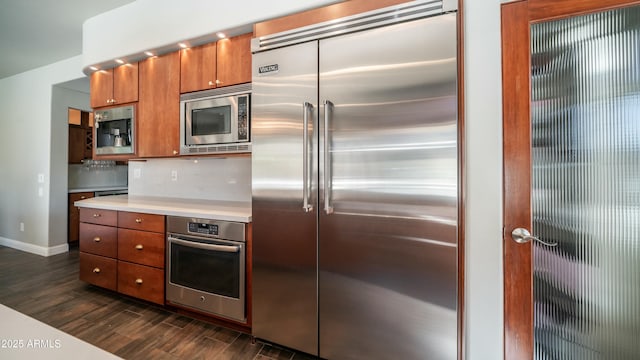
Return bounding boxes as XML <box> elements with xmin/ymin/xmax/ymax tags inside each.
<box><xmin>511</xmin><ymin>228</ymin><xmax>557</xmax><ymax>247</ymax></box>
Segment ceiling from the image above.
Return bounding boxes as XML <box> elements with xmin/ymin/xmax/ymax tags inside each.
<box><xmin>0</xmin><ymin>0</ymin><xmax>135</xmax><ymax>80</ymax></box>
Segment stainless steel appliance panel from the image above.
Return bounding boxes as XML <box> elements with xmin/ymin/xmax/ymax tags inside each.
<box><xmin>251</xmin><ymin>41</ymin><xmax>319</xmax><ymax>355</ymax></box>
<box><xmin>318</xmin><ymin>14</ymin><xmax>458</xmax><ymax>360</ymax></box>
<box><xmin>166</xmin><ymin>217</ymin><xmax>247</xmax><ymax>322</ymax></box>
<box><xmin>94</xmin><ymin>105</ymin><xmax>135</xmax><ymax>155</ymax></box>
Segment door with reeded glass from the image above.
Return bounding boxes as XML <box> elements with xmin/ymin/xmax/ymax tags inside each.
<box><xmin>502</xmin><ymin>1</ymin><xmax>640</xmax><ymax>359</ymax></box>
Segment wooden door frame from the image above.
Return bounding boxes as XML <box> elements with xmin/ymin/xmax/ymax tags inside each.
<box><xmin>501</xmin><ymin>0</ymin><xmax>640</xmax><ymax>359</ymax></box>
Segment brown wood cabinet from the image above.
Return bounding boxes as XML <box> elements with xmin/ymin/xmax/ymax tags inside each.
<box><xmin>90</xmin><ymin>63</ymin><xmax>139</xmax><ymax>108</ymax></box>
<box><xmin>68</xmin><ymin>192</ymin><xmax>95</xmax><ymax>243</ymax></box>
<box><xmin>180</xmin><ymin>33</ymin><xmax>252</xmax><ymax>94</ymax></box>
<box><xmin>216</xmin><ymin>33</ymin><xmax>252</xmax><ymax>88</ymax></box>
<box><xmin>180</xmin><ymin>42</ymin><xmax>217</xmax><ymax>93</ymax></box>
<box><xmin>79</xmin><ymin>252</ymin><xmax>117</xmax><ymax>291</ymax></box>
<box><xmin>79</xmin><ymin>223</ymin><xmax>117</xmax><ymax>257</ymax></box>
<box><xmin>78</xmin><ymin>207</ymin><xmax>166</xmax><ymax>305</ymax></box>
<box><xmin>138</xmin><ymin>52</ymin><xmax>180</xmax><ymax>157</ymax></box>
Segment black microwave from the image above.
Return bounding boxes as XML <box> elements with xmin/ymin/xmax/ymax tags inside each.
<box><xmin>179</xmin><ymin>85</ymin><xmax>251</xmax><ymax>155</ymax></box>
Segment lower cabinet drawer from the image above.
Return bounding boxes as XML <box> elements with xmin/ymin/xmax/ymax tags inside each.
<box><xmin>117</xmin><ymin>261</ymin><xmax>164</xmax><ymax>305</ymax></box>
<box><xmin>118</xmin><ymin>228</ymin><xmax>165</xmax><ymax>268</ymax></box>
<box><xmin>79</xmin><ymin>223</ymin><xmax>117</xmax><ymax>257</ymax></box>
<box><xmin>79</xmin><ymin>252</ymin><xmax>117</xmax><ymax>291</ymax></box>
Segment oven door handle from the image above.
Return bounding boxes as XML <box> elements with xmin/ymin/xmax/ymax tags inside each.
<box><xmin>168</xmin><ymin>236</ymin><xmax>240</xmax><ymax>253</ymax></box>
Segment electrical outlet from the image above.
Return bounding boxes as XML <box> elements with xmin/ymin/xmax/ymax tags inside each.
<box><xmin>134</xmin><ymin>168</ymin><xmax>141</xmax><ymax>179</ymax></box>
<box><xmin>20</xmin><ymin>222</ymin><xmax>24</xmax><ymax>232</ymax></box>
<box><xmin>171</xmin><ymin>170</ymin><xmax>178</xmax><ymax>182</ymax></box>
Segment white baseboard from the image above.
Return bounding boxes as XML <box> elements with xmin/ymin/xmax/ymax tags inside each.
<box><xmin>0</xmin><ymin>237</ymin><xmax>69</xmax><ymax>257</ymax></box>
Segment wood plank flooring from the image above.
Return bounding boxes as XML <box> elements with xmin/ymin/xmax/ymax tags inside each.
<box><xmin>0</xmin><ymin>245</ymin><xmax>315</xmax><ymax>360</ymax></box>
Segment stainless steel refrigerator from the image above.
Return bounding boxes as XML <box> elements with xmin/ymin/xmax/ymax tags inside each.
<box><xmin>251</xmin><ymin>3</ymin><xmax>458</xmax><ymax>359</ymax></box>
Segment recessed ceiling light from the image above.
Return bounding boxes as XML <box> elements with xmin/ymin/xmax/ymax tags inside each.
<box><xmin>216</xmin><ymin>32</ymin><xmax>226</xmax><ymax>39</ymax></box>
<box><xmin>178</xmin><ymin>43</ymin><xmax>188</xmax><ymax>49</ymax></box>
<box><xmin>115</xmin><ymin>59</ymin><xmax>124</xmax><ymax>64</ymax></box>
<box><xmin>89</xmin><ymin>66</ymin><xmax>98</xmax><ymax>71</ymax></box>
<box><xmin>144</xmin><ymin>51</ymin><xmax>154</xmax><ymax>57</ymax></box>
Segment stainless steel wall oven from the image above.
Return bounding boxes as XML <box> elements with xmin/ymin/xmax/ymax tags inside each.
<box><xmin>166</xmin><ymin>216</ymin><xmax>246</xmax><ymax>322</ymax></box>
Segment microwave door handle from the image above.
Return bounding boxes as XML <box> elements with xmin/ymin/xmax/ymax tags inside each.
<box><xmin>323</xmin><ymin>100</ymin><xmax>334</xmax><ymax>215</ymax></box>
<box><xmin>303</xmin><ymin>102</ymin><xmax>313</xmax><ymax>213</ymax></box>
<box><xmin>168</xmin><ymin>236</ymin><xmax>240</xmax><ymax>253</ymax></box>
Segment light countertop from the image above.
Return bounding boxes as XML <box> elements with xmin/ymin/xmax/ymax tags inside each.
<box><xmin>74</xmin><ymin>195</ymin><xmax>251</xmax><ymax>223</ymax></box>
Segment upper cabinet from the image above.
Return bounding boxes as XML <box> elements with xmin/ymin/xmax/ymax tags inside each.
<box><xmin>180</xmin><ymin>42</ymin><xmax>217</xmax><ymax>93</ymax></box>
<box><xmin>138</xmin><ymin>52</ymin><xmax>180</xmax><ymax>158</ymax></box>
<box><xmin>90</xmin><ymin>63</ymin><xmax>139</xmax><ymax>108</ymax></box>
<box><xmin>180</xmin><ymin>33</ymin><xmax>252</xmax><ymax>94</ymax></box>
<box><xmin>217</xmin><ymin>33</ymin><xmax>252</xmax><ymax>88</ymax></box>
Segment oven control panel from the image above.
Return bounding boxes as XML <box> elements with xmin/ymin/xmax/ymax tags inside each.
<box><xmin>188</xmin><ymin>222</ymin><xmax>219</xmax><ymax>236</ymax></box>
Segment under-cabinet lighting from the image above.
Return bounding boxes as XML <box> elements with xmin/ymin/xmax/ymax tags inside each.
<box><xmin>216</xmin><ymin>32</ymin><xmax>226</xmax><ymax>39</ymax></box>
<box><xmin>115</xmin><ymin>59</ymin><xmax>124</xmax><ymax>64</ymax></box>
<box><xmin>89</xmin><ymin>66</ymin><xmax>98</xmax><ymax>71</ymax></box>
<box><xmin>178</xmin><ymin>42</ymin><xmax>188</xmax><ymax>49</ymax></box>
<box><xmin>144</xmin><ymin>51</ymin><xmax>154</xmax><ymax>57</ymax></box>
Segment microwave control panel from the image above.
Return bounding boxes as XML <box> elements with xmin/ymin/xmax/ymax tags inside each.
<box><xmin>238</xmin><ymin>95</ymin><xmax>249</xmax><ymax>141</ymax></box>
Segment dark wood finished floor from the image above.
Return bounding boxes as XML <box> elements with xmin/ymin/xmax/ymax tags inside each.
<box><xmin>0</xmin><ymin>245</ymin><xmax>315</xmax><ymax>360</ymax></box>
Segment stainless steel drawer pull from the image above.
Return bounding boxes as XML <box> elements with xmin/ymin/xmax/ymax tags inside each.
<box><xmin>135</xmin><ymin>218</ymin><xmax>142</xmax><ymax>223</ymax></box>
<box><xmin>135</xmin><ymin>278</ymin><xmax>143</xmax><ymax>285</ymax></box>
<box><xmin>93</xmin><ymin>237</ymin><xmax>101</xmax><ymax>242</ymax></box>
<box><xmin>135</xmin><ymin>244</ymin><xmax>143</xmax><ymax>250</ymax></box>
<box><xmin>93</xmin><ymin>268</ymin><xmax>101</xmax><ymax>274</ymax></box>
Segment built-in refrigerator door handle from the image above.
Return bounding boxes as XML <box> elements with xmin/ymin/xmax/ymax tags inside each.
<box><xmin>303</xmin><ymin>102</ymin><xmax>314</xmax><ymax>213</ymax></box>
<box><xmin>324</xmin><ymin>100</ymin><xmax>334</xmax><ymax>215</ymax></box>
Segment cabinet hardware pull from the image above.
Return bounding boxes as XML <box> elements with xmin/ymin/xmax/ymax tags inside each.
<box><xmin>173</xmin><ymin>150</ymin><xmax>179</xmax><ymax>155</ymax></box>
<box><xmin>93</xmin><ymin>237</ymin><xmax>101</xmax><ymax>242</ymax></box>
<box><xmin>135</xmin><ymin>218</ymin><xmax>142</xmax><ymax>223</ymax></box>
<box><xmin>135</xmin><ymin>278</ymin><xmax>143</xmax><ymax>285</ymax></box>
<box><xmin>208</xmin><ymin>80</ymin><xmax>214</xmax><ymax>86</ymax></box>
<box><xmin>216</xmin><ymin>79</ymin><xmax>222</xmax><ymax>85</ymax></box>
<box><xmin>81</xmin><ymin>196</ymin><xmax>86</xmax><ymax>199</ymax></box>
<box><xmin>93</xmin><ymin>213</ymin><xmax>101</xmax><ymax>218</ymax></box>
<box><xmin>93</xmin><ymin>268</ymin><xmax>101</xmax><ymax>273</ymax></box>
<box><xmin>135</xmin><ymin>244</ymin><xmax>143</xmax><ymax>250</ymax></box>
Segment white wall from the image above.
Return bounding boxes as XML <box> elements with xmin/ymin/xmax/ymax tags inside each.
<box><xmin>0</xmin><ymin>55</ymin><xmax>87</xmax><ymax>256</ymax></box>
<box><xmin>463</xmin><ymin>0</ymin><xmax>504</xmax><ymax>359</ymax></box>
<box><xmin>49</xmin><ymin>85</ymin><xmax>91</xmax><ymax>250</ymax></box>
<box><xmin>82</xmin><ymin>0</ymin><xmax>340</xmax><ymax>70</ymax></box>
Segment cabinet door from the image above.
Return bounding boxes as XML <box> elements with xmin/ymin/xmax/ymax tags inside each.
<box><xmin>113</xmin><ymin>62</ymin><xmax>139</xmax><ymax>104</ymax></box>
<box><xmin>118</xmin><ymin>228</ymin><xmax>165</xmax><ymax>268</ymax></box>
<box><xmin>90</xmin><ymin>69</ymin><xmax>114</xmax><ymax>108</ymax></box>
<box><xmin>216</xmin><ymin>33</ymin><xmax>252</xmax><ymax>87</ymax></box>
<box><xmin>68</xmin><ymin>126</ymin><xmax>87</xmax><ymax>164</ymax></box>
<box><xmin>79</xmin><ymin>223</ymin><xmax>118</xmax><ymax>258</ymax></box>
<box><xmin>138</xmin><ymin>52</ymin><xmax>180</xmax><ymax>157</ymax></box>
<box><xmin>180</xmin><ymin>42</ymin><xmax>217</xmax><ymax>93</ymax></box>
<box><xmin>80</xmin><ymin>252</ymin><xmax>117</xmax><ymax>291</ymax></box>
<box><xmin>68</xmin><ymin>192</ymin><xmax>94</xmax><ymax>243</ymax></box>
<box><xmin>117</xmin><ymin>261</ymin><xmax>165</xmax><ymax>305</ymax></box>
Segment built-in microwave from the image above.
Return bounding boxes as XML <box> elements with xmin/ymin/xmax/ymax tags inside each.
<box><xmin>180</xmin><ymin>84</ymin><xmax>251</xmax><ymax>155</ymax></box>
<box><xmin>94</xmin><ymin>105</ymin><xmax>135</xmax><ymax>155</ymax></box>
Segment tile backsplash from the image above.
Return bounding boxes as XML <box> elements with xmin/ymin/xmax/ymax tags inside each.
<box><xmin>68</xmin><ymin>164</ymin><xmax>128</xmax><ymax>189</ymax></box>
<box><xmin>128</xmin><ymin>157</ymin><xmax>251</xmax><ymax>202</ymax></box>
